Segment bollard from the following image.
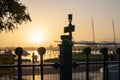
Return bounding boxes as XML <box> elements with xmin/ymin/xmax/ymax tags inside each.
<box><xmin>100</xmin><ymin>47</ymin><xmax>108</xmax><ymax>80</ymax></box>
<box><xmin>37</xmin><ymin>47</ymin><xmax>46</xmax><ymax>80</ymax></box>
<box><xmin>84</xmin><ymin>47</ymin><xmax>91</xmax><ymax>80</ymax></box>
<box><xmin>14</xmin><ymin>47</ymin><xmax>23</xmax><ymax>80</ymax></box>
<box><xmin>59</xmin><ymin>39</ymin><xmax>73</xmax><ymax>80</ymax></box>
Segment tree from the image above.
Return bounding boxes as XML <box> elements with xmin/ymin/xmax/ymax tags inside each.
<box><xmin>0</xmin><ymin>0</ymin><xmax>31</xmax><ymax>32</ymax></box>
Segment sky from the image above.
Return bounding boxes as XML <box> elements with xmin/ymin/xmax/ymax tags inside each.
<box><xmin>0</xmin><ymin>0</ymin><xmax>120</xmax><ymax>47</ymax></box>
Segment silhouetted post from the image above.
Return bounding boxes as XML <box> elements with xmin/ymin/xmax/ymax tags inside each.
<box><xmin>59</xmin><ymin>39</ymin><xmax>73</xmax><ymax>80</ymax></box>
<box><xmin>100</xmin><ymin>47</ymin><xmax>108</xmax><ymax>80</ymax></box>
<box><xmin>32</xmin><ymin>52</ymin><xmax>35</xmax><ymax>80</ymax></box>
<box><xmin>116</xmin><ymin>48</ymin><xmax>120</xmax><ymax>80</ymax></box>
<box><xmin>37</xmin><ymin>47</ymin><xmax>46</xmax><ymax>80</ymax></box>
<box><xmin>14</xmin><ymin>47</ymin><xmax>23</xmax><ymax>80</ymax></box>
<box><xmin>84</xmin><ymin>47</ymin><xmax>91</xmax><ymax>80</ymax></box>
<box><xmin>60</xmin><ymin>14</ymin><xmax>75</xmax><ymax>80</ymax></box>
<box><xmin>64</xmin><ymin>14</ymin><xmax>75</xmax><ymax>41</ymax></box>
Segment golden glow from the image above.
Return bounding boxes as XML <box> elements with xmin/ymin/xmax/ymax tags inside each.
<box><xmin>34</xmin><ymin>50</ymin><xmax>39</xmax><ymax>55</ymax></box>
<box><xmin>0</xmin><ymin>0</ymin><xmax>120</xmax><ymax>47</ymax></box>
<box><xmin>29</xmin><ymin>30</ymin><xmax>45</xmax><ymax>43</ymax></box>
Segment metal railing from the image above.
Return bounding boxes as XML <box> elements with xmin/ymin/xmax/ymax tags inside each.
<box><xmin>0</xmin><ymin>47</ymin><xmax>120</xmax><ymax>80</ymax></box>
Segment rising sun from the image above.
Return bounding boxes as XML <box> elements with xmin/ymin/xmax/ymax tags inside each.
<box><xmin>30</xmin><ymin>31</ymin><xmax>45</xmax><ymax>43</ymax></box>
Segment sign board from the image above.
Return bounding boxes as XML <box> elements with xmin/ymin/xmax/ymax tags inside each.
<box><xmin>61</xmin><ymin>35</ymin><xmax>71</xmax><ymax>40</ymax></box>
<box><xmin>0</xmin><ymin>54</ymin><xmax>15</xmax><ymax>74</ymax></box>
<box><xmin>64</xmin><ymin>25</ymin><xmax>75</xmax><ymax>33</ymax></box>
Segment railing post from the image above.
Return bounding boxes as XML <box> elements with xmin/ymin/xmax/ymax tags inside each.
<box><xmin>59</xmin><ymin>39</ymin><xmax>73</xmax><ymax>80</ymax></box>
<box><xmin>100</xmin><ymin>47</ymin><xmax>108</xmax><ymax>80</ymax></box>
<box><xmin>84</xmin><ymin>47</ymin><xmax>91</xmax><ymax>80</ymax></box>
<box><xmin>59</xmin><ymin>14</ymin><xmax>75</xmax><ymax>80</ymax></box>
<box><xmin>37</xmin><ymin>47</ymin><xmax>46</xmax><ymax>80</ymax></box>
<box><xmin>14</xmin><ymin>47</ymin><xmax>23</xmax><ymax>80</ymax></box>
<box><xmin>32</xmin><ymin>52</ymin><xmax>35</xmax><ymax>80</ymax></box>
<box><xmin>116</xmin><ymin>48</ymin><xmax>120</xmax><ymax>80</ymax></box>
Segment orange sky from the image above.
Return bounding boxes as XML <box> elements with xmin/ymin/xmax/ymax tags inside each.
<box><xmin>0</xmin><ymin>0</ymin><xmax>120</xmax><ymax>47</ymax></box>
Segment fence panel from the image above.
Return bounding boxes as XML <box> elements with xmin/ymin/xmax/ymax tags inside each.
<box><xmin>0</xmin><ymin>47</ymin><xmax>120</xmax><ymax>80</ymax></box>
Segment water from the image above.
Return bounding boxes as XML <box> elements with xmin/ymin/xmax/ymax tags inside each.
<box><xmin>0</xmin><ymin>72</ymin><xmax>99</xmax><ymax>80</ymax></box>
<box><xmin>22</xmin><ymin>72</ymin><xmax>99</xmax><ymax>80</ymax></box>
<box><xmin>21</xmin><ymin>50</ymin><xmax>59</xmax><ymax>62</ymax></box>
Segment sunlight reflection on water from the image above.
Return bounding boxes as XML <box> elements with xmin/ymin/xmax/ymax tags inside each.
<box><xmin>21</xmin><ymin>72</ymin><xmax>99</xmax><ymax>80</ymax></box>
<box><xmin>20</xmin><ymin>50</ymin><xmax>59</xmax><ymax>62</ymax></box>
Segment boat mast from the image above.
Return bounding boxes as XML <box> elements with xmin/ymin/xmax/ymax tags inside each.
<box><xmin>91</xmin><ymin>17</ymin><xmax>97</xmax><ymax>53</ymax></box>
<box><xmin>91</xmin><ymin>17</ymin><xmax>96</xmax><ymax>43</ymax></box>
<box><xmin>112</xmin><ymin>19</ymin><xmax>117</xmax><ymax>48</ymax></box>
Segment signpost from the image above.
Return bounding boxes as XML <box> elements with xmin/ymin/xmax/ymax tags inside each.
<box><xmin>60</xmin><ymin>14</ymin><xmax>75</xmax><ymax>80</ymax></box>
<box><xmin>64</xmin><ymin>25</ymin><xmax>75</xmax><ymax>33</ymax></box>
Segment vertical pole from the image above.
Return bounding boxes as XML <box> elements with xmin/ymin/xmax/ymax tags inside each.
<box><xmin>84</xmin><ymin>47</ymin><xmax>91</xmax><ymax>80</ymax></box>
<box><xmin>18</xmin><ymin>54</ymin><xmax>22</xmax><ymax>80</ymax></box>
<box><xmin>112</xmin><ymin>19</ymin><xmax>117</xmax><ymax>48</ymax></box>
<box><xmin>59</xmin><ymin>40</ymin><xmax>73</xmax><ymax>80</ymax></box>
<box><xmin>103</xmin><ymin>53</ymin><xmax>106</xmax><ymax>80</ymax></box>
<box><xmin>40</xmin><ymin>55</ymin><xmax>43</xmax><ymax>80</ymax></box>
<box><xmin>60</xmin><ymin>14</ymin><xmax>74</xmax><ymax>80</ymax></box>
<box><xmin>105</xmin><ymin>49</ymin><xmax>108</xmax><ymax>80</ymax></box>
<box><xmin>91</xmin><ymin>17</ymin><xmax>95</xmax><ymax>43</ymax></box>
<box><xmin>68</xmin><ymin>14</ymin><xmax>72</xmax><ymax>41</ymax></box>
<box><xmin>37</xmin><ymin>47</ymin><xmax>46</xmax><ymax>80</ymax></box>
<box><xmin>119</xmin><ymin>51</ymin><xmax>120</xmax><ymax>80</ymax></box>
<box><xmin>100</xmin><ymin>47</ymin><xmax>108</xmax><ymax>80</ymax></box>
<box><xmin>116</xmin><ymin>48</ymin><xmax>120</xmax><ymax>80</ymax></box>
<box><xmin>86</xmin><ymin>54</ymin><xmax>89</xmax><ymax>80</ymax></box>
<box><xmin>14</xmin><ymin>47</ymin><xmax>23</xmax><ymax>80</ymax></box>
<box><xmin>91</xmin><ymin>17</ymin><xmax>97</xmax><ymax>53</ymax></box>
<box><xmin>32</xmin><ymin>53</ymin><xmax>35</xmax><ymax>80</ymax></box>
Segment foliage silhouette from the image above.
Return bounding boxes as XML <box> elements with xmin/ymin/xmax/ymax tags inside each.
<box><xmin>0</xmin><ymin>0</ymin><xmax>31</xmax><ymax>32</ymax></box>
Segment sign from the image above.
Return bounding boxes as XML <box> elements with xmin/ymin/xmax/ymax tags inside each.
<box><xmin>61</xmin><ymin>35</ymin><xmax>71</xmax><ymax>40</ymax></box>
<box><xmin>64</xmin><ymin>25</ymin><xmax>75</xmax><ymax>33</ymax></box>
<box><xmin>0</xmin><ymin>54</ymin><xmax>15</xmax><ymax>74</ymax></box>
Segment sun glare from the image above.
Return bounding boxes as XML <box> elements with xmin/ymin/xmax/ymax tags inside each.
<box><xmin>34</xmin><ymin>50</ymin><xmax>39</xmax><ymax>55</ymax></box>
<box><xmin>30</xmin><ymin>31</ymin><xmax>45</xmax><ymax>43</ymax></box>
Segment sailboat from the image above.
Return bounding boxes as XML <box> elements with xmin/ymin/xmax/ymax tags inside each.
<box><xmin>22</xmin><ymin>50</ymin><xmax>30</xmax><ymax>56</ymax></box>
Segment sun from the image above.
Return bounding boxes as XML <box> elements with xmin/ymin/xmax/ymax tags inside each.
<box><xmin>30</xmin><ymin>31</ymin><xmax>45</xmax><ymax>43</ymax></box>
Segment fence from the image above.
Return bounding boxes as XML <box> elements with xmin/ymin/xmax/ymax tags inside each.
<box><xmin>0</xmin><ymin>47</ymin><xmax>120</xmax><ymax>80</ymax></box>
